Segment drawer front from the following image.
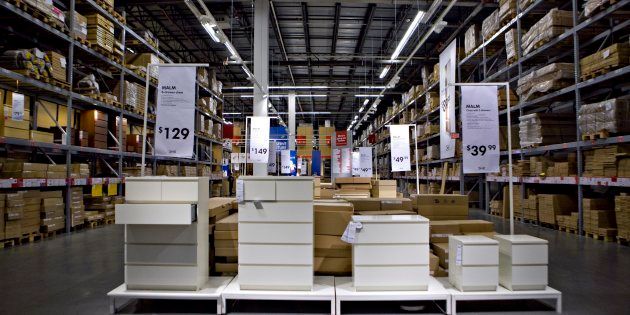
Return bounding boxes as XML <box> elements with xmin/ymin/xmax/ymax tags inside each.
<box><xmin>116</xmin><ymin>204</ymin><xmax>194</xmax><ymax>225</ymax></box>
<box><xmin>244</xmin><ymin>180</ymin><xmax>276</xmax><ymax>201</ymax></box>
<box><xmin>239</xmin><ymin>244</ymin><xmax>313</xmax><ymax>265</ymax></box>
<box><xmin>511</xmin><ymin>244</ymin><xmax>548</xmax><ymax>265</ymax></box>
<box><xmin>276</xmin><ymin>181</ymin><xmax>313</xmax><ymax>201</ymax></box>
<box><xmin>501</xmin><ymin>264</ymin><xmax>548</xmax><ymax>287</ymax></box>
<box><xmin>126</xmin><ymin>244</ymin><xmax>197</xmax><ymax>265</ymax></box>
<box><xmin>162</xmin><ymin>181</ymin><xmax>199</xmax><ymax>202</ymax></box>
<box><xmin>239</xmin><ymin>222</ymin><xmax>312</xmax><ymax>244</ymax></box>
<box><xmin>125</xmin><ymin>265</ymin><xmax>199</xmax><ymax>290</ymax></box>
<box><xmin>355</xmin><ymin>222</ymin><xmax>429</xmax><ymax>244</ymax></box>
<box><xmin>238</xmin><ymin>265</ymin><xmax>313</xmax><ymax>290</ymax></box>
<box><xmin>354</xmin><ymin>265</ymin><xmax>430</xmax><ymax>290</ymax></box>
<box><xmin>354</xmin><ymin>244</ymin><xmax>429</xmax><ymax>265</ymax></box>
<box><xmin>126</xmin><ymin>225</ymin><xmax>197</xmax><ymax>244</ymax></box>
<box><xmin>239</xmin><ymin>202</ymin><xmax>313</xmax><ymax>223</ymax></box>
<box><xmin>462</xmin><ymin>245</ymin><xmax>498</xmax><ymax>266</ymax></box>
<box><xmin>460</xmin><ymin>266</ymin><xmax>499</xmax><ymax>288</ymax></box>
<box><xmin>125</xmin><ymin>181</ymin><xmax>162</xmax><ymax>202</ymax></box>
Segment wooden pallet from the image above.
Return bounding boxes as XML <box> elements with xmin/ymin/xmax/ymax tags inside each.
<box><xmin>0</xmin><ymin>238</ymin><xmax>18</xmax><ymax>249</ymax></box>
<box><xmin>617</xmin><ymin>237</ymin><xmax>628</xmax><ymax>246</ymax></box>
<box><xmin>507</xmin><ymin>56</ymin><xmax>518</xmax><ymax>65</ymax></box>
<box><xmin>587</xmin><ymin>232</ymin><xmax>616</xmax><ymax>242</ymax></box>
<box><xmin>40</xmin><ymin>230</ymin><xmax>60</xmax><ymax>239</ymax></box>
<box><xmin>123</xmin><ymin>104</ymin><xmax>135</xmax><ymax>112</ymax></box>
<box><xmin>584</xmin><ymin>0</ymin><xmax>618</xmax><ymax>18</ymax></box>
<box><xmin>49</xmin><ymin>78</ymin><xmax>70</xmax><ymax>90</ymax></box>
<box><xmin>104</xmin><ymin>218</ymin><xmax>115</xmax><ymax>225</ymax></box>
<box><xmin>19</xmin><ymin>231</ymin><xmax>41</xmax><ymax>244</ymax></box>
<box><xmin>75</xmin><ymin>36</ymin><xmax>91</xmax><ymax>47</ymax></box>
<box><xmin>91</xmin><ymin>45</ymin><xmax>115</xmax><ymax>58</ymax></box>
<box><xmin>580</xmin><ymin>65</ymin><xmax>619</xmax><ymax>81</ymax></box>
<box><xmin>540</xmin><ymin>222</ymin><xmax>559</xmax><ymax>230</ymax></box>
<box><xmin>581</xmin><ymin>129</ymin><xmax>611</xmax><ymax>140</ymax></box>
<box><xmin>560</xmin><ymin>227</ymin><xmax>579</xmax><ymax>234</ymax></box>
<box><xmin>86</xmin><ymin>220</ymin><xmax>104</xmax><ymax>229</ymax></box>
<box><xmin>15</xmin><ymin>0</ymin><xmax>68</xmax><ymax>33</ymax></box>
<box><xmin>70</xmin><ymin>224</ymin><xmax>85</xmax><ymax>232</ymax></box>
<box><xmin>85</xmin><ymin>93</ymin><xmax>108</xmax><ymax>103</ymax></box>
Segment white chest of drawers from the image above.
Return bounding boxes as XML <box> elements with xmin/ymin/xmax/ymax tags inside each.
<box><xmin>116</xmin><ymin>177</ymin><xmax>209</xmax><ymax>291</ymax></box>
<box><xmin>352</xmin><ymin>215</ymin><xmax>430</xmax><ymax>291</ymax></box>
<box><xmin>237</xmin><ymin>176</ymin><xmax>314</xmax><ymax>291</ymax></box>
<box><xmin>449</xmin><ymin>235</ymin><xmax>499</xmax><ymax>292</ymax></box>
<box><xmin>495</xmin><ymin>235</ymin><xmax>548</xmax><ymax>290</ymax></box>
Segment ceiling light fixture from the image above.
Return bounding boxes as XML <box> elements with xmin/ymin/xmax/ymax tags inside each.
<box><xmin>378</xmin><ymin>9</ymin><xmax>425</xmax><ymax>80</ymax></box>
<box><xmin>355</xmin><ymin>95</ymin><xmax>382</xmax><ymax>98</ymax></box>
<box><xmin>363</xmin><ymin>99</ymin><xmax>369</xmax><ymax>106</ymax></box>
<box><xmin>358</xmin><ymin>85</ymin><xmax>388</xmax><ymax>89</ymax></box>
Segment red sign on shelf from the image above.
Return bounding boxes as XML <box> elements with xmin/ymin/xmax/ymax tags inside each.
<box><xmin>325</xmin><ymin>136</ymin><xmax>331</xmax><ymax>145</ymax></box>
<box><xmin>296</xmin><ymin>135</ymin><xmax>307</xmax><ymax>145</ymax></box>
<box><xmin>368</xmin><ymin>133</ymin><xmax>377</xmax><ymax>144</ymax></box>
<box><xmin>336</xmin><ymin>131</ymin><xmax>347</xmax><ymax>146</ymax></box>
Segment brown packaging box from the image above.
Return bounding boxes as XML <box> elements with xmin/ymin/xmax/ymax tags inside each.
<box><xmin>431</xmin><ymin>242</ymin><xmax>449</xmax><ymax>269</ymax></box>
<box><xmin>430</xmin><ymin>221</ymin><xmax>461</xmax><ymax>243</ymax></box>
<box><xmin>314</xmin><ymin>257</ymin><xmax>352</xmax><ymax>274</ymax></box>
<box><xmin>414</xmin><ymin>194</ymin><xmax>468</xmax><ymax>219</ymax></box>
<box><xmin>380</xmin><ymin>198</ymin><xmax>412</xmax><ymax>211</ymax></box>
<box><xmin>345</xmin><ymin>198</ymin><xmax>381</xmax><ymax>211</ymax></box>
<box><xmin>314</xmin><ymin>203</ymin><xmax>353</xmax><ymax>236</ymax></box>
<box><xmin>314</xmin><ymin>235</ymin><xmax>351</xmax><ymax>258</ymax></box>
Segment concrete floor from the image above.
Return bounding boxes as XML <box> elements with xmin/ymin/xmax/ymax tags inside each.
<box><xmin>0</xmin><ymin>209</ymin><xmax>628</xmax><ymax>314</ymax></box>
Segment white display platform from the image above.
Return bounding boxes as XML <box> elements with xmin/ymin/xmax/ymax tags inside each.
<box><xmin>436</xmin><ymin>277</ymin><xmax>562</xmax><ymax>314</ymax></box>
<box><xmin>221</xmin><ymin>276</ymin><xmax>336</xmax><ymax>314</ymax></box>
<box><xmin>107</xmin><ymin>276</ymin><xmax>234</xmax><ymax>314</ymax></box>
<box><xmin>335</xmin><ymin>276</ymin><xmax>452</xmax><ymax>315</ymax></box>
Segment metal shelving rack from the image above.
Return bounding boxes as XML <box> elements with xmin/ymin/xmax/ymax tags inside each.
<box><xmin>0</xmin><ymin>0</ymin><xmax>228</xmax><ymax>233</ymax></box>
<box><xmin>457</xmin><ymin>0</ymin><xmax>630</xmax><ymax>235</ymax></box>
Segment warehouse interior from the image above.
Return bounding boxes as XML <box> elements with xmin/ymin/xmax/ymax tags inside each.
<box><xmin>0</xmin><ymin>0</ymin><xmax>629</xmax><ymax>314</ymax></box>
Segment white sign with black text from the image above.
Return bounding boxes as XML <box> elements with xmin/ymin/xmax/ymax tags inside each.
<box><xmin>248</xmin><ymin>116</ymin><xmax>270</xmax><ymax>163</ymax></box>
<box><xmin>351</xmin><ymin>151</ymin><xmax>361</xmax><ymax>176</ymax></box>
<box><xmin>389</xmin><ymin>125</ymin><xmax>411</xmax><ymax>172</ymax></box>
<box><xmin>332</xmin><ymin>149</ymin><xmax>341</xmax><ymax>174</ymax></box>
<box><xmin>461</xmin><ymin>85</ymin><xmax>500</xmax><ymax>173</ymax></box>
<box><xmin>11</xmin><ymin>93</ymin><xmax>25</xmax><ymax>121</ymax></box>
<box><xmin>358</xmin><ymin>147</ymin><xmax>373</xmax><ymax>177</ymax></box>
<box><xmin>341</xmin><ymin>148</ymin><xmax>352</xmax><ymax>174</ymax></box>
<box><xmin>267</xmin><ymin>141</ymin><xmax>277</xmax><ymax>173</ymax></box>
<box><xmin>280</xmin><ymin>150</ymin><xmax>291</xmax><ymax>174</ymax></box>
<box><xmin>440</xmin><ymin>40</ymin><xmax>457</xmax><ymax>159</ymax></box>
<box><xmin>155</xmin><ymin>66</ymin><xmax>196</xmax><ymax>158</ymax></box>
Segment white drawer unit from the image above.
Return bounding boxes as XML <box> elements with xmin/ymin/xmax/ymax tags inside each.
<box><xmin>495</xmin><ymin>235</ymin><xmax>549</xmax><ymax>291</ymax></box>
<box><xmin>237</xmin><ymin>176</ymin><xmax>314</xmax><ymax>291</ymax></box>
<box><xmin>351</xmin><ymin>215</ymin><xmax>430</xmax><ymax>291</ymax></box>
<box><xmin>117</xmin><ymin>177</ymin><xmax>209</xmax><ymax>291</ymax></box>
<box><xmin>449</xmin><ymin>235</ymin><xmax>499</xmax><ymax>292</ymax></box>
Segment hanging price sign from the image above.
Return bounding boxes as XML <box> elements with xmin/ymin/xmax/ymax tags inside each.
<box><xmin>281</xmin><ymin>150</ymin><xmax>292</xmax><ymax>174</ymax></box>
<box><xmin>351</xmin><ymin>151</ymin><xmax>361</xmax><ymax>176</ymax></box>
<box><xmin>248</xmin><ymin>116</ymin><xmax>270</xmax><ymax>163</ymax></box>
<box><xmin>332</xmin><ymin>149</ymin><xmax>341</xmax><ymax>174</ymax></box>
<box><xmin>231</xmin><ymin>153</ymin><xmax>240</xmax><ymax>164</ymax></box>
<box><xmin>267</xmin><ymin>141</ymin><xmax>277</xmax><ymax>173</ymax></box>
<box><xmin>461</xmin><ymin>85</ymin><xmax>500</xmax><ymax>173</ymax></box>
<box><xmin>155</xmin><ymin>66</ymin><xmax>196</xmax><ymax>158</ymax></box>
<box><xmin>341</xmin><ymin>148</ymin><xmax>352</xmax><ymax>174</ymax></box>
<box><xmin>389</xmin><ymin>125</ymin><xmax>411</xmax><ymax>172</ymax></box>
<box><xmin>358</xmin><ymin>147</ymin><xmax>373</xmax><ymax>177</ymax></box>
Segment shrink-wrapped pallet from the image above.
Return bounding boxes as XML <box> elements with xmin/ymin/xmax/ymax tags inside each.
<box><xmin>464</xmin><ymin>24</ymin><xmax>480</xmax><ymax>55</ymax></box>
<box><xmin>578</xmin><ymin>97</ymin><xmax>630</xmax><ymax>135</ymax></box>
<box><xmin>521</xmin><ymin>9</ymin><xmax>573</xmax><ymax>56</ymax></box>
<box><xmin>516</xmin><ymin>63</ymin><xmax>574</xmax><ymax>101</ymax></box>
<box><xmin>481</xmin><ymin>10</ymin><xmax>500</xmax><ymax>40</ymax></box>
<box><xmin>518</xmin><ymin>113</ymin><xmax>576</xmax><ymax>147</ymax></box>
<box><xmin>505</xmin><ymin>29</ymin><xmax>518</xmax><ymax>63</ymax></box>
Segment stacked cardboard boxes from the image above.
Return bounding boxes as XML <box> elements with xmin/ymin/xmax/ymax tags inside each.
<box><xmin>86</xmin><ymin>13</ymin><xmax>115</xmax><ymax>53</ymax></box>
<box><xmin>313</xmin><ymin>177</ymin><xmax>321</xmax><ymax>199</ymax></box>
<box><xmin>584</xmin><ymin>145</ymin><xmax>630</xmax><ymax>177</ymax></box>
<box><xmin>68</xmin><ymin>187</ymin><xmax>85</xmax><ymax>227</ymax></box>
<box><xmin>502</xmin><ymin>185</ymin><xmax>523</xmax><ymax>219</ymax></box>
<box><xmin>40</xmin><ymin>190</ymin><xmax>65</xmax><ymax>233</ymax></box>
<box><xmin>538</xmin><ymin>194</ymin><xmax>576</xmax><ymax>225</ymax></box>
<box><xmin>580</xmin><ymin>43</ymin><xmax>629</xmax><ymax>79</ymax></box>
<box><xmin>370</xmin><ymin>180</ymin><xmax>396</xmax><ymax>198</ymax></box>
<box><xmin>114</xmin><ymin>81</ymin><xmax>146</xmax><ymax>112</ymax></box>
<box><xmin>346</xmin><ymin>198</ymin><xmax>413</xmax><ymax>215</ymax></box>
<box><xmin>1</xmin><ymin>91</ymin><xmax>31</xmax><ymax>139</ymax></box>
<box><xmin>71</xmin><ymin>163</ymin><xmax>90</xmax><ymax>178</ymax></box>
<box><xmin>1</xmin><ymin>162</ymin><xmax>47</xmax><ymax>178</ymax></box>
<box><xmin>84</xmin><ymin>195</ymin><xmax>114</xmax><ymax>222</ymax></box>
<box><xmin>46</xmin><ymin>164</ymin><xmax>66</xmax><ymax>179</ymax></box>
<box><xmin>521</xmin><ymin>9</ymin><xmax>573</xmax><ymax>56</ymax></box>
<box><xmin>214</xmin><ymin>213</ymin><xmax>238</xmax><ymax>274</ymax></box>
<box><xmin>318</xmin><ymin>127</ymin><xmax>334</xmax><ymax>158</ymax></box>
<box><xmin>66</xmin><ymin>11</ymin><xmax>88</xmax><ymax>41</ymax></box>
<box><xmin>615</xmin><ymin>194</ymin><xmax>630</xmax><ymax>240</ymax></box>
<box><xmin>523</xmin><ymin>194</ymin><xmax>539</xmax><ymax>221</ymax></box>
<box><xmin>297</xmin><ymin>124</ymin><xmax>314</xmax><ymax>157</ymax></box>
<box><xmin>314</xmin><ymin>201</ymin><xmax>353</xmax><ymax>275</ymax></box>
<box><xmin>413</xmin><ymin>194</ymin><xmax>469</xmax><ymax>220</ymax></box>
<box><xmin>126</xmin><ymin>53</ymin><xmax>161</xmax><ymax>80</ymax></box>
<box><xmin>21</xmin><ymin>190</ymin><xmax>41</xmax><ymax>235</ymax></box>
<box><xmin>320</xmin><ymin>182</ymin><xmax>334</xmax><ymax>199</ymax></box>
<box><xmin>464</xmin><ymin>24</ymin><xmax>480</xmax><ymax>55</ymax></box>
<box><xmin>583</xmin><ymin>198</ymin><xmax>616</xmax><ymax>237</ymax></box>
<box><xmin>208</xmin><ymin>197</ymin><xmax>234</xmax><ymax>225</ymax></box>
<box><xmin>4</xmin><ymin>193</ymin><xmax>24</xmax><ymax>238</ymax></box>
<box><xmin>518</xmin><ymin>113</ymin><xmax>576</xmax><ymax>147</ymax></box>
<box><xmin>80</xmin><ymin>109</ymin><xmax>108</xmax><ymax>149</ymax></box>
<box><xmin>334</xmin><ymin>177</ymin><xmax>372</xmax><ymax>198</ymax></box>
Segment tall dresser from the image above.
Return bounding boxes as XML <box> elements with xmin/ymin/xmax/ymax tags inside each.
<box><xmin>115</xmin><ymin>177</ymin><xmax>209</xmax><ymax>290</ymax></box>
<box><xmin>237</xmin><ymin>176</ymin><xmax>314</xmax><ymax>290</ymax></box>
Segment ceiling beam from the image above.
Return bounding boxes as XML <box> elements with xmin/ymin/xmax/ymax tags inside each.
<box><xmin>326</xmin><ymin>2</ymin><xmax>340</xmax><ymax>112</ymax></box>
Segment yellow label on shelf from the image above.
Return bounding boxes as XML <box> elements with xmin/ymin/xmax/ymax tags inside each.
<box><xmin>108</xmin><ymin>183</ymin><xmax>117</xmax><ymax>196</ymax></box>
<box><xmin>91</xmin><ymin>184</ymin><xmax>103</xmax><ymax>197</ymax></box>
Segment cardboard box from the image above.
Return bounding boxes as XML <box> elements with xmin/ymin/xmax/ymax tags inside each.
<box><xmin>314</xmin><ymin>235</ymin><xmax>351</xmax><ymax>258</ymax></box>
<box><xmin>430</xmin><ymin>221</ymin><xmax>461</xmax><ymax>243</ymax></box>
<box><xmin>414</xmin><ymin>194</ymin><xmax>469</xmax><ymax>219</ymax></box>
<box><xmin>371</xmin><ymin>180</ymin><xmax>397</xmax><ymax>198</ymax></box>
<box><xmin>314</xmin><ymin>257</ymin><xmax>352</xmax><ymax>274</ymax></box>
<box><xmin>346</xmin><ymin>198</ymin><xmax>381</xmax><ymax>211</ymax></box>
<box><xmin>215</xmin><ymin>263</ymin><xmax>238</xmax><ymax>273</ymax></box>
<box><xmin>357</xmin><ymin>210</ymin><xmax>415</xmax><ymax>215</ymax></box>
<box><xmin>314</xmin><ymin>208</ymin><xmax>352</xmax><ymax>236</ymax></box>
<box><xmin>216</xmin><ymin>213</ymin><xmax>238</xmax><ymax>231</ymax></box>
<box><xmin>431</xmin><ymin>242</ymin><xmax>449</xmax><ymax>269</ymax></box>
<box><xmin>380</xmin><ymin>198</ymin><xmax>412</xmax><ymax>211</ymax></box>
<box><xmin>430</xmin><ymin>253</ymin><xmax>440</xmax><ymax>275</ymax></box>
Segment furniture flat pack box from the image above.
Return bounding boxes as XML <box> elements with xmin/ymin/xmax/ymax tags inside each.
<box><xmin>117</xmin><ymin>177</ymin><xmax>209</xmax><ymax>291</ymax></box>
<box><xmin>352</xmin><ymin>215</ymin><xmax>430</xmax><ymax>291</ymax></box>
<box><xmin>238</xmin><ymin>176</ymin><xmax>314</xmax><ymax>291</ymax></box>
<box><xmin>495</xmin><ymin>234</ymin><xmax>548</xmax><ymax>291</ymax></box>
<box><xmin>449</xmin><ymin>235</ymin><xmax>499</xmax><ymax>292</ymax></box>
<box><xmin>414</xmin><ymin>194</ymin><xmax>469</xmax><ymax>220</ymax></box>
<box><xmin>370</xmin><ymin>180</ymin><xmax>397</xmax><ymax>198</ymax></box>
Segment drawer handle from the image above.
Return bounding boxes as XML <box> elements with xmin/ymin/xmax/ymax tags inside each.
<box><xmin>254</xmin><ymin>201</ymin><xmax>264</xmax><ymax>210</ymax></box>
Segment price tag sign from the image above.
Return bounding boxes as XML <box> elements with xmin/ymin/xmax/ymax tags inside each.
<box><xmin>0</xmin><ymin>179</ymin><xmax>13</xmax><ymax>188</ymax></box>
<box><xmin>248</xmin><ymin>117</ymin><xmax>270</xmax><ymax>163</ymax></box>
<box><xmin>238</xmin><ymin>153</ymin><xmax>246</xmax><ymax>164</ymax></box>
<box><xmin>332</xmin><ymin>149</ymin><xmax>341</xmax><ymax>174</ymax></box>
<box><xmin>155</xmin><ymin>66</ymin><xmax>196</xmax><ymax>158</ymax></box>
<box><xmin>92</xmin><ymin>184</ymin><xmax>103</xmax><ymax>197</ymax></box>
<box><xmin>231</xmin><ymin>153</ymin><xmax>240</xmax><ymax>164</ymax></box>
<box><xmin>23</xmin><ymin>179</ymin><xmax>45</xmax><ymax>187</ymax></box>
<box><xmin>46</xmin><ymin>178</ymin><xmax>66</xmax><ymax>186</ymax></box>
<box><xmin>297</xmin><ymin>157</ymin><xmax>303</xmax><ymax>170</ymax></box>
<box><xmin>341</xmin><ymin>148</ymin><xmax>352</xmax><ymax>174</ymax></box>
<box><xmin>389</xmin><ymin>125</ymin><xmax>411</xmax><ymax>172</ymax></box>
<box><xmin>267</xmin><ymin>141</ymin><xmax>277</xmax><ymax>173</ymax></box>
<box><xmin>73</xmin><ymin>178</ymin><xmax>87</xmax><ymax>186</ymax></box>
<box><xmin>11</xmin><ymin>92</ymin><xmax>25</xmax><ymax>121</ymax></box>
<box><xmin>351</xmin><ymin>151</ymin><xmax>361</xmax><ymax>176</ymax></box>
<box><xmin>461</xmin><ymin>85</ymin><xmax>500</xmax><ymax>173</ymax></box>
<box><xmin>280</xmin><ymin>150</ymin><xmax>292</xmax><ymax>174</ymax></box>
<box><xmin>358</xmin><ymin>147</ymin><xmax>373</xmax><ymax>177</ymax></box>
<box><xmin>108</xmin><ymin>183</ymin><xmax>118</xmax><ymax>196</ymax></box>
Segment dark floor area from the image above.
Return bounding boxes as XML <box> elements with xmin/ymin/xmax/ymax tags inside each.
<box><xmin>0</xmin><ymin>209</ymin><xmax>628</xmax><ymax>314</ymax></box>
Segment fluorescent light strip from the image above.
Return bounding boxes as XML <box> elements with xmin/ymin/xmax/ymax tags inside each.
<box><xmin>363</xmin><ymin>99</ymin><xmax>369</xmax><ymax>106</ymax></box>
<box><xmin>270</xmin><ymin>86</ymin><xmax>328</xmax><ymax>90</ymax></box>
<box><xmin>355</xmin><ymin>95</ymin><xmax>382</xmax><ymax>98</ymax></box>
<box><xmin>391</xmin><ymin>10</ymin><xmax>425</xmax><ymax>60</ymax></box>
<box><xmin>240</xmin><ymin>94</ymin><xmax>328</xmax><ymax>98</ymax></box>
<box><xmin>379</xmin><ymin>66</ymin><xmax>390</xmax><ymax>79</ymax></box>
